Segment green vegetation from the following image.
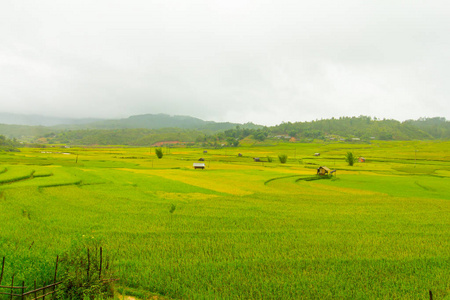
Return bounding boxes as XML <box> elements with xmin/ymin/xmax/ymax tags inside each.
<box><xmin>155</xmin><ymin>148</ymin><xmax>163</xmax><ymax>159</ymax></box>
<box><xmin>2</xmin><ymin>116</ymin><xmax>449</xmax><ymax>145</ymax></box>
<box><xmin>278</xmin><ymin>153</ymin><xmax>288</xmax><ymax>163</ymax></box>
<box><xmin>345</xmin><ymin>151</ymin><xmax>357</xmax><ymax>166</ymax></box>
<box><xmin>0</xmin><ymin>134</ymin><xmax>20</xmax><ymax>152</ymax></box>
<box><xmin>0</xmin><ymin>141</ymin><xmax>449</xmax><ymax>299</ymax></box>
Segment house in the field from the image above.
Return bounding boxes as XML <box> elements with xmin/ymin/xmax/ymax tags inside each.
<box><xmin>314</xmin><ymin>153</ymin><xmax>320</xmax><ymax>156</ymax></box>
<box><xmin>193</xmin><ymin>163</ymin><xmax>205</xmax><ymax>169</ymax></box>
<box><xmin>253</xmin><ymin>157</ymin><xmax>261</xmax><ymax>162</ymax></box>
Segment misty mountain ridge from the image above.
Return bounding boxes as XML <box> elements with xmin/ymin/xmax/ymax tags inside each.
<box><xmin>0</xmin><ymin>112</ymin><xmax>262</xmax><ymax>131</ymax></box>
<box><xmin>0</xmin><ymin>112</ymin><xmax>103</xmax><ymax>127</ymax></box>
<box><xmin>0</xmin><ymin>112</ymin><xmax>448</xmax><ymax>144</ymax></box>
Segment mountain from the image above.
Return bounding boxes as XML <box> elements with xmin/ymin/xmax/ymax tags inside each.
<box><xmin>1</xmin><ymin>112</ymin><xmax>448</xmax><ymax>144</ymax></box>
<box><xmin>53</xmin><ymin>113</ymin><xmax>262</xmax><ymax>131</ymax></box>
<box><xmin>0</xmin><ymin>113</ymin><xmax>262</xmax><ymax>139</ymax></box>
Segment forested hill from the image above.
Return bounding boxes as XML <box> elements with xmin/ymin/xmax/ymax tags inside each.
<box><xmin>50</xmin><ymin>114</ymin><xmax>262</xmax><ymax>131</ymax></box>
<box><xmin>269</xmin><ymin>116</ymin><xmax>449</xmax><ymax>140</ymax></box>
<box><xmin>0</xmin><ymin>114</ymin><xmax>449</xmax><ymax>145</ymax></box>
<box><xmin>403</xmin><ymin>117</ymin><xmax>450</xmax><ymax>139</ymax></box>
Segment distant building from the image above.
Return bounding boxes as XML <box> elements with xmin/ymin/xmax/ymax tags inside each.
<box><xmin>253</xmin><ymin>157</ymin><xmax>261</xmax><ymax>162</ymax></box>
<box><xmin>274</xmin><ymin>135</ymin><xmax>291</xmax><ymax>139</ymax></box>
<box><xmin>314</xmin><ymin>153</ymin><xmax>320</xmax><ymax>156</ymax></box>
<box><xmin>193</xmin><ymin>163</ymin><xmax>205</xmax><ymax>169</ymax></box>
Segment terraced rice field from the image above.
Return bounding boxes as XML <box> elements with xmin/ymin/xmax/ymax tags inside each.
<box><xmin>0</xmin><ymin>141</ymin><xmax>449</xmax><ymax>299</ymax></box>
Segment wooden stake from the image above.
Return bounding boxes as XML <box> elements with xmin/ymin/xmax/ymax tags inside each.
<box><xmin>99</xmin><ymin>247</ymin><xmax>103</xmax><ymax>279</ymax></box>
<box><xmin>87</xmin><ymin>248</ymin><xmax>90</xmax><ymax>281</ymax></box>
<box><xmin>42</xmin><ymin>281</ymin><xmax>46</xmax><ymax>300</ymax></box>
<box><xmin>52</xmin><ymin>256</ymin><xmax>58</xmax><ymax>299</ymax></box>
<box><xmin>34</xmin><ymin>280</ymin><xmax>37</xmax><ymax>300</ymax></box>
<box><xmin>0</xmin><ymin>257</ymin><xmax>4</xmax><ymax>285</ymax></box>
<box><xmin>10</xmin><ymin>274</ymin><xmax>14</xmax><ymax>300</ymax></box>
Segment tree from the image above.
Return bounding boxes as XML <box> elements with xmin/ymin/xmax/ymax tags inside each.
<box><xmin>278</xmin><ymin>154</ymin><xmax>288</xmax><ymax>164</ymax></box>
<box><xmin>155</xmin><ymin>148</ymin><xmax>163</xmax><ymax>159</ymax></box>
<box><xmin>345</xmin><ymin>152</ymin><xmax>356</xmax><ymax>166</ymax></box>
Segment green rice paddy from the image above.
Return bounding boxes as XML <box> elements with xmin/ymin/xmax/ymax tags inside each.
<box><xmin>0</xmin><ymin>141</ymin><xmax>449</xmax><ymax>299</ymax></box>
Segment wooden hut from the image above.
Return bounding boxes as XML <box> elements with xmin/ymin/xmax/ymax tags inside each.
<box><xmin>314</xmin><ymin>153</ymin><xmax>320</xmax><ymax>156</ymax></box>
<box><xmin>253</xmin><ymin>157</ymin><xmax>261</xmax><ymax>162</ymax></box>
<box><xmin>193</xmin><ymin>163</ymin><xmax>205</xmax><ymax>169</ymax></box>
<box><xmin>317</xmin><ymin>166</ymin><xmax>330</xmax><ymax>175</ymax></box>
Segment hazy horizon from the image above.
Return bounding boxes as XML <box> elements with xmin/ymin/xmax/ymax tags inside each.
<box><xmin>0</xmin><ymin>111</ymin><xmax>446</xmax><ymax>128</ymax></box>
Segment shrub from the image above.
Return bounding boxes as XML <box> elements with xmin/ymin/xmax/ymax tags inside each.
<box><xmin>267</xmin><ymin>156</ymin><xmax>273</xmax><ymax>163</ymax></box>
<box><xmin>58</xmin><ymin>246</ymin><xmax>115</xmax><ymax>299</ymax></box>
<box><xmin>345</xmin><ymin>152</ymin><xmax>357</xmax><ymax>166</ymax></box>
<box><xmin>278</xmin><ymin>154</ymin><xmax>288</xmax><ymax>164</ymax></box>
<box><xmin>155</xmin><ymin>148</ymin><xmax>163</xmax><ymax>159</ymax></box>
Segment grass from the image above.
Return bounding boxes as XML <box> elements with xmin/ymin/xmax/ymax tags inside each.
<box><xmin>0</xmin><ymin>141</ymin><xmax>449</xmax><ymax>299</ymax></box>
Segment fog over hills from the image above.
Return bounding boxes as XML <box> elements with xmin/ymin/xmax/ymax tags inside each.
<box><xmin>0</xmin><ymin>112</ymin><xmax>103</xmax><ymax>127</ymax></box>
<box><xmin>0</xmin><ymin>112</ymin><xmax>262</xmax><ymax>131</ymax></box>
<box><xmin>0</xmin><ymin>112</ymin><xmax>448</xmax><ymax>143</ymax></box>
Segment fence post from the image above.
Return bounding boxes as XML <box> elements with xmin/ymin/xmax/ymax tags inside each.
<box><xmin>10</xmin><ymin>274</ymin><xmax>14</xmax><ymax>300</ymax></box>
<box><xmin>21</xmin><ymin>281</ymin><xmax>25</xmax><ymax>300</ymax></box>
<box><xmin>52</xmin><ymin>256</ymin><xmax>59</xmax><ymax>299</ymax></box>
<box><xmin>99</xmin><ymin>247</ymin><xmax>103</xmax><ymax>279</ymax></box>
<box><xmin>429</xmin><ymin>290</ymin><xmax>433</xmax><ymax>300</ymax></box>
<box><xmin>0</xmin><ymin>257</ymin><xmax>4</xmax><ymax>284</ymax></box>
<box><xmin>34</xmin><ymin>280</ymin><xmax>37</xmax><ymax>300</ymax></box>
<box><xmin>42</xmin><ymin>281</ymin><xmax>46</xmax><ymax>300</ymax></box>
<box><xmin>87</xmin><ymin>248</ymin><xmax>90</xmax><ymax>282</ymax></box>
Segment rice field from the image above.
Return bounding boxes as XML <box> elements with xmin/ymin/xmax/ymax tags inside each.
<box><xmin>0</xmin><ymin>141</ymin><xmax>449</xmax><ymax>299</ymax></box>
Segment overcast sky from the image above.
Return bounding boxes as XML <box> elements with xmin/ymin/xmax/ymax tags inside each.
<box><xmin>1</xmin><ymin>1</ymin><xmax>449</xmax><ymax>125</ymax></box>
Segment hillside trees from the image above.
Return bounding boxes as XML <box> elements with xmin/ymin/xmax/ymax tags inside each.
<box><xmin>0</xmin><ymin>135</ymin><xmax>20</xmax><ymax>151</ymax></box>
<box><xmin>17</xmin><ymin>116</ymin><xmax>450</xmax><ymax>146</ymax></box>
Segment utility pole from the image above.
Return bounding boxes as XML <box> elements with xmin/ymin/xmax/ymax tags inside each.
<box><xmin>414</xmin><ymin>148</ymin><xmax>417</xmax><ymax>168</ymax></box>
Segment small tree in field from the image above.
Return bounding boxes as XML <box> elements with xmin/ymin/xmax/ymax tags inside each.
<box><xmin>155</xmin><ymin>148</ymin><xmax>163</xmax><ymax>159</ymax></box>
<box><xmin>278</xmin><ymin>154</ymin><xmax>288</xmax><ymax>164</ymax></box>
<box><xmin>345</xmin><ymin>152</ymin><xmax>356</xmax><ymax>166</ymax></box>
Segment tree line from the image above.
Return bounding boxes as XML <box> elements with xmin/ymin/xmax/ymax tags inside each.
<box><xmin>3</xmin><ymin>116</ymin><xmax>449</xmax><ymax>147</ymax></box>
